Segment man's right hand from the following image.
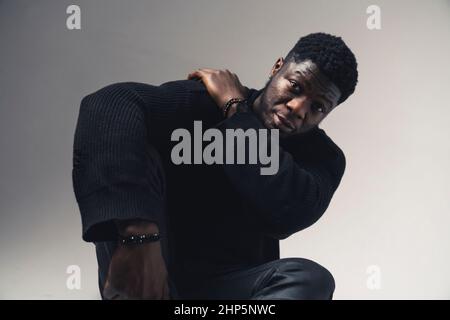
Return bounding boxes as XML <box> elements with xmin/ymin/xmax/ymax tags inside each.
<box><xmin>102</xmin><ymin>220</ymin><xmax>170</xmax><ymax>300</ymax></box>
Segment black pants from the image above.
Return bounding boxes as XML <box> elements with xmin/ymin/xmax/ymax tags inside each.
<box><xmin>94</xmin><ymin>145</ymin><xmax>336</xmax><ymax>300</ymax></box>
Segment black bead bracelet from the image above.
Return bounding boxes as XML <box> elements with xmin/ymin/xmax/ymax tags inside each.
<box><xmin>119</xmin><ymin>233</ymin><xmax>161</xmax><ymax>245</ymax></box>
<box><xmin>223</xmin><ymin>98</ymin><xmax>247</xmax><ymax>117</ymax></box>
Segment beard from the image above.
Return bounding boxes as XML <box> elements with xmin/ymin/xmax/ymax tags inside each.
<box><xmin>253</xmin><ymin>79</ymin><xmax>275</xmax><ymax>127</ymax></box>
<box><xmin>254</xmin><ymin>80</ymin><xmax>293</xmax><ymax>137</ymax></box>
<box><xmin>253</xmin><ymin>80</ymin><xmax>317</xmax><ymax>139</ymax></box>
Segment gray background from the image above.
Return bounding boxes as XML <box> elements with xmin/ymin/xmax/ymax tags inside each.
<box><xmin>1</xmin><ymin>0</ymin><xmax>449</xmax><ymax>299</ymax></box>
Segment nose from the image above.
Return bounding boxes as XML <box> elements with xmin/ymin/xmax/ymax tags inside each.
<box><xmin>286</xmin><ymin>96</ymin><xmax>312</xmax><ymax>120</ymax></box>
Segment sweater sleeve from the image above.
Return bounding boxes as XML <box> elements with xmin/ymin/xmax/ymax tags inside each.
<box><xmin>216</xmin><ymin>111</ymin><xmax>346</xmax><ymax>240</ymax></box>
<box><xmin>72</xmin><ymin>80</ymin><xmax>222</xmax><ymax>242</ymax></box>
<box><xmin>72</xmin><ymin>81</ymin><xmax>199</xmax><ymax>242</ymax></box>
<box><xmin>72</xmin><ymin>83</ymin><xmax>161</xmax><ymax>242</ymax></box>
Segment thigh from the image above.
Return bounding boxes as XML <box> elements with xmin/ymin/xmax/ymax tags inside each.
<box><xmin>250</xmin><ymin>257</ymin><xmax>336</xmax><ymax>300</ymax></box>
<box><xmin>184</xmin><ymin>258</ymin><xmax>335</xmax><ymax>300</ymax></box>
<box><xmin>180</xmin><ymin>259</ymin><xmax>284</xmax><ymax>299</ymax></box>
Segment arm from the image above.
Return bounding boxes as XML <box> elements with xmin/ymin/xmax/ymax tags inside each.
<box><xmin>188</xmin><ymin>69</ymin><xmax>346</xmax><ymax>240</ymax></box>
<box><xmin>72</xmin><ymin>80</ymin><xmax>224</xmax><ymax>299</ymax></box>
<box><xmin>73</xmin><ymin>82</ymin><xmax>164</xmax><ymax>242</ymax></box>
<box><xmin>72</xmin><ymin>81</ymin><xmax>202</xmax><ymax>299</ymax></box>
<box><xmin>72</xmin><ymin>80</ymin><xmax>219</xmax><ymax>241</ymax></box>
<box><xmin>217</xmin><ymin>111</ymin><xmax>346</xmax><ymax>240</ymax></box>
<box><xmin>102</xmin><ymin>219</ymin><xmax>170</xmax><ymax>300</ymax></box>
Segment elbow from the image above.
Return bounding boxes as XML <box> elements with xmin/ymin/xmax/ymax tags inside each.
<box><xmin>78</xmin><ymin>82</ymin><xmax>141</xmax><ymax>116</ymax></box>
<box><xmin>265</xmin><ymin>219</ymin><xmax>316</xmax><ymax>240</ymax></box>
<box><xmin>75</xmin><ymin>83</ymin><xmax>148</xmax><ymax>144</ymax></box>
<box><xmin>262</xmin><ymin>205</ymin><xmax>327</xmax><ymax>240</ymax></box>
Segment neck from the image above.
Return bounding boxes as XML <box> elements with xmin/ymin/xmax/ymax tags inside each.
<box><xmin>251</xmin><ymin>92</ymin><xmax>263</xmax><ymax>114</ymax></box>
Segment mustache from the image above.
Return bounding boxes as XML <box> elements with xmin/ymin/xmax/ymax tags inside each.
<box><xmin>275</xmin><ymin>112</ymin><xmax>296</xmax><ymax>131</ymax></box>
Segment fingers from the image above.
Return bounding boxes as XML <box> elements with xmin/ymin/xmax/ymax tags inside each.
<box><xmin>188</xmin><ymin>68</ymin><xmax>233</xmax><ymax>80</ymax></box>
<box><xmin>199</xmin><ymin>68</ymin><xmax>216</xmax><ymax>73</ymax></box>
<box><xmin>187</xmin><ymin>68</ymin><xmax>211</xmax><ymax>80</ymax></box>
<box><xmin>103</xmin><ymin>283</ymin><xmax>128</xmax><ymax>300</ymax></box>
<box><xmin>163</xmin><ymin>279</ymin><xmax>171</xmax><ymax>300</ymax></box>
<box><xmin>187</xmin><ymin>70</ymin><xmax>201</xmax><ymax>81</ymax></box>
<box><xmin>104</xmin><ymin>282</ymin><xmax>169</xmax><ymax>300</ymax></box>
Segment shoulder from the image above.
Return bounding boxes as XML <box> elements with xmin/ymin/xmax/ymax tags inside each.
<box><xmin>131</xmin><ymin>79</ymin><xmax>210</xmax><ymax>97</ymax></box>
<box><xmin>83</xmin><ymin>80</ymin><xmax>206</xmax><ymax>101</ymax></box>
<box><xmin>80</xmin><ymin>80</ymin><xmax>209</xmax><ymax>117</ymax></box>
<box><xmin>314</xmin><ymin>127</ymin><xmax>346</xmax><ymax>167</ymax></box>
<box><xmin>311</xmin><ymin>127</ymin><xmax>346</xmax><ymax>189</ymax></box>
<box><xmin>286</xmin><ymin>127</ymin><xmax>345</xmax><ymax>161</ymax></box>
<box><xmin>286</xmin><ymin>127</ymin><xmax>346</xmax><ymax>188</ymax></box>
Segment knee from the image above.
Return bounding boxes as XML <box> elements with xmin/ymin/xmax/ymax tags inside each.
<box><xmin>277</xmin><ymin>258</ymin><xmax>336</xmax><ymax>299</ymax></box>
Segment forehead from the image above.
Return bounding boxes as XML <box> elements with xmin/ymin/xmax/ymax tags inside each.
<box><xmin>283</xmin><ymin>59</ymin><xmax>341</xmax><ymax>106</ymax></box>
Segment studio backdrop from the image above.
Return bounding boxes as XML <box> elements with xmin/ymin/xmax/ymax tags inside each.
<box><xmin>0</xmin><ymin>0</ymin><xmax>449</xmax><ymax>299</ymax></box>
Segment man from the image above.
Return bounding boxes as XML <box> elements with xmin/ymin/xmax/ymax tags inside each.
<box><xmin>72</xmin><ymin>32</ymin><xmax>358</xmax><ymax>299</ymax></box>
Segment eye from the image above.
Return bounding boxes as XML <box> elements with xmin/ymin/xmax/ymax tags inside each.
<box><xmin>288</xmin><ymin>80</ymin><xmax>302</xmax><ymax>92</ymax></box>
<box><xmin>313</xmin><ymin>103</ymin><xmax>325</xmax><ymax>114</ymax></box>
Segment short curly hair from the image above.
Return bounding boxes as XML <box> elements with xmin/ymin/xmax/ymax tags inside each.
<box><xmin>285</xmin><ymin>32</ymin><xmax>358</xmax><ymax>104</ymax></box>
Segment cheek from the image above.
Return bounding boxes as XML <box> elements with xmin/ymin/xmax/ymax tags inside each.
<box><xmin>273</xmin><ymin>81</ymin><xmax>289</xmax><ymax>98</ymax></box>
<box><xmin>306</xmin><ymin>114</ymin><xmax>326</xmax><ymax>128</ymax></box>
<box><xmin>266</xmin><ymin>85</ymin><xmax>290</xmax><ymax>109</ymax></box>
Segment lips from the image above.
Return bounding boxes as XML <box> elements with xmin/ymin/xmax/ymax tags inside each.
<box><xmin>274</xmin><ymin>113</ymin><xmax>295</xmax><ymax>132</ymax></box>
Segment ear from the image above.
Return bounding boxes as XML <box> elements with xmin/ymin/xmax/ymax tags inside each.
<box><xmin>269</xmin><ymin>57</ymin><xmax>285</xmax><ymax>78</ymax></box>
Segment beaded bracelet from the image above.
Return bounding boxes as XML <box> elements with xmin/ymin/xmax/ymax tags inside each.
<box><xmin>119</xmin><ymin>233</ymin><xmax>161</xmax><ymax>245</ymax></box>
<box><xmin>222</xmin><ymin>98</ymin><xmax>247</xmax><ymax>117</ymax></box>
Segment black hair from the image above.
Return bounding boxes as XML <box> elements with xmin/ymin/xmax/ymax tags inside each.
<box><xmin>285</xmin><ymin>32</ymin><xmax>358</xmax><ymax>104</ymax></box>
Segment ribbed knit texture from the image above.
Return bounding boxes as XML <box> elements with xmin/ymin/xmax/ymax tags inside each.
<box><xmin>72</xmin><ymin>80</ymin><xmax>346</xmax><ymax>287</ymax></box>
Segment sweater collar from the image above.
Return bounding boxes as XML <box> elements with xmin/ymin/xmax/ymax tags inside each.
<box><xmin>246</xmin><ymin>87</ymin><xmax>263</xmax><ymax>111</ymax></box>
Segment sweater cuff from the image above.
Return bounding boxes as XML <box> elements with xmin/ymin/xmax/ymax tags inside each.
<box><xmin>77</xmin><ymin>186</ymin><xmax>164</xmax><ymax>242</ymax></box>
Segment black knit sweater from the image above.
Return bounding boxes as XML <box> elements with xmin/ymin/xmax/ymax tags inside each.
<box><xmin>72</xmin><ymin>80</ymin><xmax>346</xmax><ymax>290</ymax></box>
